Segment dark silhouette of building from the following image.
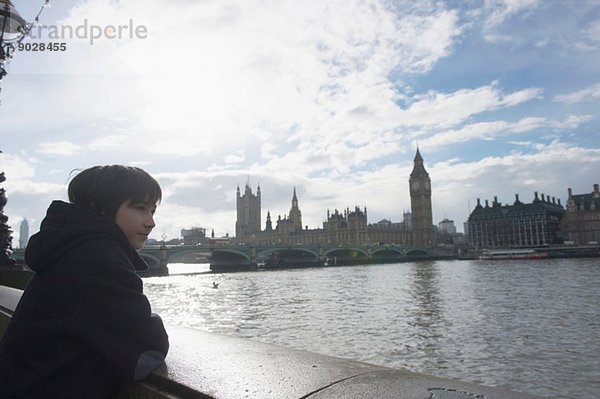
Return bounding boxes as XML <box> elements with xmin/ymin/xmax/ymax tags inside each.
<box><xmin>288</xmin><ymin>187</ymin><xmax>302</xmax><ymax>232</ymax></box>
<box><xmin>468</xmin><ymin>193</ymin><xmax>564</xmax><ymax>248</ymax></box>
<box><xmin>234</xmin><ymin>149</ymin><xmax>431</xmax><ymax>247</ymax></box>
<box><xmin>561</xmin><ymin>184</ymin><xmax>600</xmax><ymax>244</ymax></box>
<box><xmin>322</xmin><ymin>207</ymin><xmax>368</xmax><ymax>245</ymax></box>
<box><xmin>409</xmin><ymin>148</ymin><xmax>434</xmax><ymax>246</ymax></box>
<box><xmin>235</xmin><ymin>181</ymin><xmax>261</xmax><ymax>238</ymax></box>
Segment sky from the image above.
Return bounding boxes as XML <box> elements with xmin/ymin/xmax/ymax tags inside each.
<box><xmin>1</xmin><ymin>0</ymin><xmax>599</xmax><ymax>245</ymax></box>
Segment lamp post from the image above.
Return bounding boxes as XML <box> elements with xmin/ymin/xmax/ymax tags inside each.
<box><xmin>0</xmin><ymin>0</ymin><xmax>27</xmax><ymax>82</ymax></box>
<box><xmin>0</xmin><ymin>0</ymin><xmax>49</xmax><ymax>95</ymax></box>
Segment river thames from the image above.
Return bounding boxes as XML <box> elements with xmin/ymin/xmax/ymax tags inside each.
<box><xmin>143</xmin><ymin>258</ymin><xmax>599</xmax><ymax>399</ymax></box>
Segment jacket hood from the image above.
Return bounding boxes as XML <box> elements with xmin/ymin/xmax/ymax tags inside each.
<box><xmin>25</xmin><ymin>200</ymin><xmax>148</xmax><ymax>272</ymax></box>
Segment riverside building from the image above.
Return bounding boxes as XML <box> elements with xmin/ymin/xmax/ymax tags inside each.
<box><xmin>561</xmin><ymin>184</ymin><xmax>600</xmax><ymax>245</ymax></box>
<box><xmin>468</xmin><ymin>193</ymin><xmax>565</xmax><ymax>249</ymax></box>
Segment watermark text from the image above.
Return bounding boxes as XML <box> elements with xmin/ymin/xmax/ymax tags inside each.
<box><xmin>27</xmin><ymin>19</ymin><xmax>148</xmax><ymax>45</ymax></box>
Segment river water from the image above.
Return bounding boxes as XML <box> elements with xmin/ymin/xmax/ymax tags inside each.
<box><xmin>143</xmin><ymin>258</ymin><xmax>599</xmax><ymax>399</ymax></box>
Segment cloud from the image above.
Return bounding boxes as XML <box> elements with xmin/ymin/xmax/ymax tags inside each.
<box><xmin>88</xmin><ymin>134</ymin><xmax>129</xmax><ymax>151</ymax></box>
<box><xmin>419</xmin><ymin>114</ymin><xmax>592</xmax><ymax>149</ymax></box>
<box><xmin>37</xmin><ymin>141</ymin><xmax>83</xmax><ymax>156</ymax></box>
<box><xmin>0</xmin><ymin>153</ymin><xmax>36</xmax><ymax>180</ymax></box>
<box><xmin>484</xmin><ymin>0</ymin><xmax>540</xmax><ymax>27</ymax></box>
<box><xmin>583</xmin><ymin>18</ymin><xmax>600</xmax><ymax>44</ymax></box>
<box><xmin>554</xmin><ymin>82</ymin><xmax>600</xmax><ymax>104</ymax></box>
<box><xmin>224</xmin><ymin>152</ymin><xmax>246</xmax><ymax>164</ymax></box>
<box><xmin>400</xmin><ymin>82</ymin><xmax>542</xmax><ymax>128</ymax></box>
<box><xmin>5</xmin><ymin>0</ymin><xmax>463</xmax><ymax>168</ymax></box>
<box><xmin>481</xmin><ymin>0</ymin><xmax>540</xmax><ymax>42</ymax></box>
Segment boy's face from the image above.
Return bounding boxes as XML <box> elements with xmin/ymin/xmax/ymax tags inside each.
<box><xmin>114</xmin><ymin>200</ymin><xmax>157</xmax><ymax>250</ymax></box>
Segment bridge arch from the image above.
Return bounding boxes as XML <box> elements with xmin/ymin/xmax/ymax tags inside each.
<box><xmin>371</xmin><ymin>247</ymin><xmax>404</xmax><ymax>262</ymax></box>
<box><xmin>166</xmin><ymin>248</ymin><xmax>211</xmax><ymax>264</ymax></box>
<box><xmin>209</xmin><ymin>249</ymin><xmax>252</xmax><ymax>267</ymax></box>
<box><xmin>406</xmin><ymin>249</ymin><xmax>429</xmax><ymax>257</ymax></box>
<box><xmin>323</xmin><ymin>248</ymin><xmax>369</xmax><ymax>265</ymax></box>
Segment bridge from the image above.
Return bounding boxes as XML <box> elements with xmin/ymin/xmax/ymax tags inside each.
<box><xmin>207</xmin><ymin>244</ymin><xmax>440</xmax><ymax>272</ymax></box>
<box><xmin>12</xmin><ymin>244</ymin><xmax>452</xmax><ymax>276</ymax></box>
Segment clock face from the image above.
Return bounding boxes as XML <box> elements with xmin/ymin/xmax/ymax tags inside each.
<box><xmin>411</xmin><ymin>181</ymin><xmax>420</xmax><ymax>190</ymax></box>
<box><xmin>424</xmin><ymin>181</ymin><xmax>430</xmax><ymax>189</ymax></box>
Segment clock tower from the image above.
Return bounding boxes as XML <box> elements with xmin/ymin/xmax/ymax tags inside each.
<box><xmin>409</xmin><ymin>148</ymin><xmax>434</xmax><ymax>246</ymax></box>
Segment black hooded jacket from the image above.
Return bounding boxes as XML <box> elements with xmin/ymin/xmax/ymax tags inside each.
<box><xmin>0</xmin><ymin>201</ymin><xmax>169</xmax><ymax>398</ymax></box>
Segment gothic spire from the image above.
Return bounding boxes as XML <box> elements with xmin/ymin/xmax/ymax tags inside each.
<box><xmin>414</xmin><ymin>146</ymin><xmax>423</xmax><ymax>164</ymax></box>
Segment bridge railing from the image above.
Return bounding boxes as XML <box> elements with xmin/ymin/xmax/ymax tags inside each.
<box><xmin>0</xmin><ymin>282</ymin><xmax>546</xmax><ymax>399</ymax></box>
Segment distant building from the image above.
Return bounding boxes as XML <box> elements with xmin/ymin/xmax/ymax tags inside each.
<box><xmin>437</xmin><ymin>218</ymin><xmax>457</xmax><ymax>245</ymax></box>
<box><xmin>19</xmin><ymin>218</ymin><xmax>29</xmax><ymax>249</ymax></box>
<box><xmin>321</xmin><ymin>207</ymin><xmax>365</xmax><ymax>245</ymax></box>
<box><xmin>181</xmin><ymin>227</ymin><xmax>208</xmax><ymax>245</ymax></box>
<box><xmin>368</xmin><ymin>215</ymin><xmax>411</xmax><ymax>246</ymax></box>
<box><xmin>234</xmin><ymin>149</ymin><xmax>430</xmax><ymax>247</ymax></box>
<box><xmin>438</xmin><ymin>218</ymin><xmax>457</xmax><ymax>235</ymax></box>
<box><xmin>235</xmin><ymin>182</ymin><xmax>261</xmax><ymax>238</ymax></box>
<box><xmin>468</xmin><ymin>193</ymin><xmax>565</xmax><ymax>248</ymax></box>
<box><xmin>561</xmin><ymin>184</ymin><xmax>600</xmax><ymax>245</ymax></box>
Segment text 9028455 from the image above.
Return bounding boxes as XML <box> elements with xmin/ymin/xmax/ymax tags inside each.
<box><xmin>17</xmin><ymin>42</ymin><xmax>67</xmax><ymax>52</ymax></box>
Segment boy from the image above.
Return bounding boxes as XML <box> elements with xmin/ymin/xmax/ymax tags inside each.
<box><xmin>0</xmin><ymin>165</ymin><xmax>169</xmax><ymax>398</ymax></box>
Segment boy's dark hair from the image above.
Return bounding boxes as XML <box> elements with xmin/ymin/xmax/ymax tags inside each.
<box><xmin>68</xmin><ymin>165</ymin><xmax>162</xmax><ymax>219</ymax></box>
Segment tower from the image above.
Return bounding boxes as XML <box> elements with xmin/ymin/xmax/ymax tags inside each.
<box><xmin>288</xmin><ymin>187</ymin><xmax>302</xmax><ymax>232</ymax></box>
<box><xmin>409</xmin><ymin>148</ymin><xmax>434</xmax><ymax>246</ymax></box>
<box><xmin>235</xmin><ymin>182</ymin><xmax>261</xmax><ymax>239</ymax></box>
<box><xmin>19</xmin><ymin>218</ymin><xmax>29</xmax><ymax>249</ymax></box>
<box><xmin>265</xmin><ymin>211</ymin><xmax>273</xmax><ymax>231</ymax></box>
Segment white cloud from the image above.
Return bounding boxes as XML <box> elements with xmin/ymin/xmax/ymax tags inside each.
<box><xmin>0</xmin><ymin>153</ymin><xmax>36</xmax><ymax>180</ymax></box>
<box><xmin>419</xmin><ymin>113</ymin><xmax>592</xmax><ymax>149</ymax></box>
<box><xmin>583</xmin><ymin>18</ymin><xmax>600</xmax><ymax>43</ymax></box>
<box><xmin>37</xmin><ymin>141</ymin><xmax>82</xmax><ymax>156</ymax></box>
<box><xmin>554</xmin><ymin>83</ymin><xmax>600</xmax><ymax>104</ymax></box>
<box><xmin>400</xmin><ymin>82</ymin><xmax>542</xmax><ymax>128</ymax></box>
<box><xmin>481</xmin><ymin>0</ymin><xmax>540</xmax><ymax>42</ymax></box>
<box><xmin>5</xmin><ymin>0</ymin><xmax>464</xmax><ymax>170</ymax></box>
<box><xmin>484</xmin><ymin>0</ymin><xmax>539</xmax><ymax>27</ymax></box>
<box><xmin>88</xmin><ymin>134</ymin><xmax>128</xmax><ymax>151</ymax></box>
<box><xmin>224</xmin><ymin>152</ymin><xmax>246</xmax><ymax>164</ymax></box>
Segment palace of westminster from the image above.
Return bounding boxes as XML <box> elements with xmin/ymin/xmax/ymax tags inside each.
<box><xmin>233</xmin><ymin>148</ymin><xmax>435</xmax><ymax>247</ymax></box>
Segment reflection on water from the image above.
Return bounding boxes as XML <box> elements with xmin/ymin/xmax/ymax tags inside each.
<box><xmin>407</xmin><ymin>261</ymin><xmax>445</xmax><ymax>371</ymax></box>
<box><xmin>144</xmin><ymin>259</ymin><xmax>600</xmax><ymax>399</ymax></box>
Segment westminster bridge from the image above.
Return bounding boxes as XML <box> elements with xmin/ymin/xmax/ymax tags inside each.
<box><xmin>11</xmin><ymin>244</ymin><xmax>454</xmax><ymax>276</ymax></box>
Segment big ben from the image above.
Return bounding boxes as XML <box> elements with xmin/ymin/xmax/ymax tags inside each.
<box><xmin>409</xmin><ymin>148</ymin><xmax>434</xmax><ymax>246</ymax></box>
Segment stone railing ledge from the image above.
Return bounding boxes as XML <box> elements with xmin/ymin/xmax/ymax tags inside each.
<box><xmin>138</xmin><ymin>324</ymin><xmax>548</xmax><ymax>399</ymax></box>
